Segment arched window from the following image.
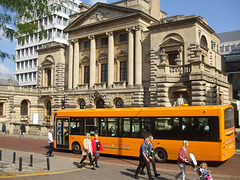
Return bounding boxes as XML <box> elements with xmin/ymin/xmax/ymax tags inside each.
<box><xmin>116</xmin><ymin>99</ymin><xmax>124</xmax><ymax>108</ymax></box>
<box><xmin>96</xmin><ymin>98</ymin><xmax>104</xmax><ymax>108</ymax></box>
<box><xmin>80</xmin><ymin>99</ymin><xmax>86</xmax><ymax>109</ymax></box>
<box><xmin>46</xmin><ymin>101</ymin><xmax>51</xmax><ymax>116</ymax></box>
<box><xmin>200</xmin><ymin>36</ymin><xmax>208</xmax><ymax>49</ymax></box>
<box><xmin>21</xmin><ymin>100</ymin><xmax>28</xmax><ymax>115</ymax></box>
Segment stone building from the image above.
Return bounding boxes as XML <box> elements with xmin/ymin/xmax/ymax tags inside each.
<box><xmin>0</xmin><ymin>0</ymin><xmax>230</xmax><ymax>135</ymax></box>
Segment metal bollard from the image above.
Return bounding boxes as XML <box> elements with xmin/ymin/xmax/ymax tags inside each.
<box><xmin>47</xmin><ymin>157</ymin><xmax>50</xmax><ymax>171</ymax></box>
<box><xmin>13</xmin><ymin>152</ymin><xmax>16</xmax><ymax>163</ymax></box>
<box><xmin>19</xmin><ymin>157</ymin><xmax>22</xmax><ymax>171</ymax></box>
<box><xmin>29</xmin><ymin>154</ymin><xmax>33</xmax><ymax>167</ymax></box>
<box><xmin>0</xmin><ymin>150</ymin><xmax>2</xmax><ymax>161</ymax></box>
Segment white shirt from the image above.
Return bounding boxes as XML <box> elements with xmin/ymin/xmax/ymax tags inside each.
<box><xmin>48</xmin><ymin>131</ymin><xmax>53</xmax><ymax>143</ymax></box>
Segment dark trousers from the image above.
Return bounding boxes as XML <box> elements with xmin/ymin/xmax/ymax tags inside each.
<box><xmin>141</xmin><ymin>157</ymin><xmax>157</xmax><ymax>175</ymax></box>
<box><xmin>46</xmin><ymin>142</ymin><xmax>54</xmax><ymax>156</ymax></box>
<box><xmin>92</xmin><ymin>156</ymin><xmax>99</xmax><ymax>166</ymax></box>
<box><xmin>135</xmin><ymin>155</ymin><xmax>152</xmax><ymax>179</ymax></box>
<box><xmin>80</xmin><ymin>153</ymin><xmax>93</xmax><ymax>166</ymax></box>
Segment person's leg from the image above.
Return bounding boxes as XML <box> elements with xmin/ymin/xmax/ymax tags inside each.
<box><xmin>49</xmin><ymin>142</ymin><xmax>54</xmax><ymax>156</ymax></box>
<box><xmin>140</xmin><ymin>162</ymin><xmax>146</xmax><ymax>174</ymax></box>
<box><xmin>175</xmin><ymin>163</ymin><xmax>184</xmax><ymax>179</ymax></box>
<box><xmin>151</xmin><ymin>158</ymin><xmax>159</xmax><ymax>176</ymax></box>
<box><xmin>79</xmin><ymin>155</ymin><xmax>87</xmax><ymax>164</ymax></box>
<box><xmin>95</xmin><ymin>156</ymin><xmax>99</xmax><ymax>167</ymax></box>
<box><xmin>181</xmin><ymin>163</ymin><xmax>185</xmax><ymax>180</ymax></box>
<box><xmin>145</xmin><ymin>160</ymin><xmax>153</xmax><ymax>179</ymax></box>
<box><xmin>88</xmin><ymin>153</ymin><xmax>95</xmax><ymax>169</ymax></box>
<box><xmin>135</xmin><ymin>156</ymin><xmax>144</xmax><ymax>178</ymax></box>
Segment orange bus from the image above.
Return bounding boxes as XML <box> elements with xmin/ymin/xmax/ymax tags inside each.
<box><xmin>53</xmin><ymin>105</ymin><xmax>235</xmax><ymax>162</ymax></box>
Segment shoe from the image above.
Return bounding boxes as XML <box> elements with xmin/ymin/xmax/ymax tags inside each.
<box><xmin>49</xmin><ymin>155</ymin><xmax>54</xmax><ymax>157</ymax></box>
<box><xmin>155</xmin><ymin>173</ymin><xmax>160</xmax><ymax>177</ymax></box>
<box><xmin>95</xmin><ymin>165</ymin><xmax>100</xmax><ymax>168</ymax></box>
<box><xmin>140</xmin><ymin>171</ymin><xmax>145</xmax><ymax>175</ymax></box>
<box><xmin>134</xmin><ymin>176</ymin><xmax>139</xmax><ymax>179</ymax></box>
<box><xmin>91</xmin><ymin>167</ymin><xmax>96</xmax><ymax>170</ymax></box>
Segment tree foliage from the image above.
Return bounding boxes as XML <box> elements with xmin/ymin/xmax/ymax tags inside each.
<box><xmin>0</xmin><ymin>0</ymin><xmax>57</xmax><ymax>61</ymax></box>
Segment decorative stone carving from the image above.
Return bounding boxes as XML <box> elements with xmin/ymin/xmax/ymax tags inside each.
<box><xmin>90</xmin><ymin>10</ymin><xmax>110</xmax><ymax>22</ymax></box>
<box><xmin>90</xmin><ymin>90</ymin><xmax>106</xmax><ymax>103</ymax></box>
<box><xmin>160</xmin><ymin>48</ymin><xmax>168</xmax><ymax>64</ymax></box>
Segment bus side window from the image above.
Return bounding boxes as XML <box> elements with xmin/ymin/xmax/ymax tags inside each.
<box><xmin>122</xmin><ymin>118</ymin><xmax>131</xmax><ymax>137</ymax></box>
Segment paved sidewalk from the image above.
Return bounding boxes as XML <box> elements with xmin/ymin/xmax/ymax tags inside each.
<box><xmin>0</xmin><ymin>148</ymin><xmax>81</xmax><ymax>178</ymax></box>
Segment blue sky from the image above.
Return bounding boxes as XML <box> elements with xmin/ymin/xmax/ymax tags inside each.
<box><xmin>0</xmin><ymin>0</ymin><xmax>239</xmax><ymax>76</ymax></box>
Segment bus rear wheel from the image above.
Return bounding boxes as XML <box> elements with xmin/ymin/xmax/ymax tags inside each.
<box><xmin>72</xmin><ymin>142</ymin><xmax>81</xmax><ymax>154</ymax></box>
<box><xmin>155</xmin><ymin>148</ymin><xmax>167</xmax><ymax>163</ymax></box>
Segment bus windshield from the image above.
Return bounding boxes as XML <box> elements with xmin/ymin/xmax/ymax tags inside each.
<box><xmin>224</xmin><ymin>108</ymin><xmax>234</xmax><ymax>129</ymax></box>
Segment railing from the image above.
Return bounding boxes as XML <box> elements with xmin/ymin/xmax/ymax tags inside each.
<box><xmin>113</xmin><ymin>81</ymin><xmax>126</xmax><ymax>88</ymax></box>
<box><xmin>94</xmin><ymin>82</ymin><xmax>106</xmax><ymax>89</ymax></box>
<box><xmin>157</xmin><ymin>61</ymin><xmax>228</xmax><ymax>81</ymax></box>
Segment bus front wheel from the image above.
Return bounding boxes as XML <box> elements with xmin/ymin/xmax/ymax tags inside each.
<box><xmin>72</xmin><ymin>142</ymin><xmax>81</xmax><ymax>154</ymax></box>
<box><xmin>155</xmin><ymin>148</ymin><xmax>167</xmax><ymax>163</ymax></box>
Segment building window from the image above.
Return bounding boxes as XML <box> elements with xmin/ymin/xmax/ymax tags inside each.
<box><xmin>80</xmin><ymin>100</ymin><xmax>86</xmax><ymax>109</ymax></box>
<box><xmin>21</xmin><ymin>100</ymin><xmax>28</xmax><ymax>115</ymax></box>
<box><xmin>46</xmin><ymin>68</ymin><xmax>51</xmax><ymax>86</ymax></box>
<box><xmin>101</xmin><ymin>64</ymin><xmax>108</xmax><ymax>83</ymax></box>
<box><xmin>96</xmin><ymin>98</ymin><xmax>104</xmax><ymax>108</ymax></box>
<box><xmin>120</xmin><ymin>61</ymin><xmax>127</xmax><ymax>81</ymax></box>
<box><xmin>168</xmin><ymin>53</ymin><xmax>178</xmax><ymax>65</ymax></box>
<box><xmin>101</xmin><ymin>37</ymin><xmax>108</xmax><ymax>46</ymax></box>
<box><xmin>24</xmin><ymin>74</ymin><xmax>27</xmax><ymax>81</ymax></box>
<box><xmin>47</xmin><ymin>101</ymin><xmax>51</xmax><ymax>116</ymax></box>
<box><xmin>57</xmin><ymin>30</ymin><xmax>61</xmax><ymax>38</ymax></box>
<box><xmin>33</xmin><ymin>72</ymin><xmax>36</xmax><ymax>81</ymax></box>
<box><xmin>84</xmin><ymin>41</ymin><xmax>90</xmax><ymax>49</ymax></box>
<box><xmin>200</xmin><ymin>36</ymin><xmax>208</xmax><ymax>49</ymax></box>
<box><xmin>84</xmin><ymin>66</ymin><xmax>90</xmax><ymax>84</ymax></box>
<box><xmin>0</xmin><ymin>103</ymin><xmax>3</xmax><ymax>115</ymax></box>
<box><xmin>25</xmin><ymin>61</ymin><xmax>28</xmax><ymax>69</ymax></box>
<box><xmin>116</xmin><ymin>99</ymin><xmax>124</xmax><ymax>108</ymax></box>
<box><xmin>120</xmin><ymin>34</ymin><xmax>127</xmax><ymax>42</ymax></box>
<box><xmin>29</xmin><ymin>73</ymin><xmax>32</xmax><ymax>81</ymax></box>
<box><xmin>29</xmin><ymin>60</ymin><xmax>32</xmax><ymax>68</ymax></box>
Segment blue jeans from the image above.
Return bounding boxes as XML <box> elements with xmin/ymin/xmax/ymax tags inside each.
<box><xmin>176</xmin><ymin>163</ymin><xmax>185</xmax><ymax>180</ymax></box>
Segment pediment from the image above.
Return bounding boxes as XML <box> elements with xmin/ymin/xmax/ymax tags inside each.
<box><xmin>41</xmin><ymin>56</ymin><xmax>54</xmax><ymax>66</ymax></box>
<box><xmin>115</xmin><ymin>49</ymin><xmax>127</xmax><ymax>58</ymax></box>
<box><xmin>97</xmin><ymin>50</ymin><xmax>108</xmax><ymax>60</ymax></box>
<box><xmin>65</xmin><ymin>3</ymin><xmax>148</xmax><ymax>32</ymax></box>
<box><xmin>80</xmin><ymin>54</ymin><xmax>90</xmax><ymax>62</ymax></box>
<box><xmin>160</xmin><ymin>38</ymin><xmax>184</xmax><ymax>48</ymax></box>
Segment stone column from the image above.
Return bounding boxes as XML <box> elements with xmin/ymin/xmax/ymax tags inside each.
<box><xmin>107</xmin><ymin>31</ymin><xmax>114</xmax><ymax>88</ymax></box>
<box><xmin>42</xmin><ymin>69</ymin><xmax>45</xmax><ymax>87</ymax></box>
<box><xmin>51</xmin><ymin>67</ymin><xmax>54</xmax><ymax>86</ymax></box>
<box><xmin>127</xmin><ymin>27</ymin><xmax>134</xmax><ymax>87</ymax></box>
<box><xmin>89</xmin><ymin>35</ymin><xmax>96</xmax><ymax>88</ymax></box>
<box><xmin>68</xmin><ymin>41</ymin><xmax>73</xmax><ymax>89</ymax></box>
<box><xmin>73</xmin><ymin>39</ymin><xmax>79</xmax><ymax>89</ymax></box>
<box><xmin>135</xmin><ymin>25</ymin><xmax>142</xmax><ymax>86</ymax></box>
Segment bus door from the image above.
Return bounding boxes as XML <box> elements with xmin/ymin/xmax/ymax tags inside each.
<box><xmin>56</xmin><ymin>118</ymin><xmax>69</xmax><ymax>148</ymax></box>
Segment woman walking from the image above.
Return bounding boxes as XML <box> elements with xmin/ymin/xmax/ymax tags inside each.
<box><xmin>92</xmin><ymin>134</ymin><xmax>104</xmax><ymax>168</ymax></box>
<box><xmin>79</xmin><ymin>133</ymin><xmax>95</xmax><ymax>170</ymax></box>
<box><xmin>175</xmin><ymin>140</ymin><xmax>189</xmax><ymax>180</ymax></box>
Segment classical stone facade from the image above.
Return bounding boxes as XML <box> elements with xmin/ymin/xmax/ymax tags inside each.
<box><xmin>0</xmin><ymin>0</ymin><xmax>230</xmax><ymax>135</ymax></box>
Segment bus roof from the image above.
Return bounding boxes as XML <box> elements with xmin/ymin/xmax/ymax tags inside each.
<box><xmin>54</xmin><ymin>105</ymin><xmax>232</xmax><ymax>117</ymax></box>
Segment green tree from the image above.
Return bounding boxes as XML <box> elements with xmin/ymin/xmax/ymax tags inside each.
<box><xmin>0</xmin><ymin>0</ymin><xmax>56</xmax><ymax>61</ymax></box>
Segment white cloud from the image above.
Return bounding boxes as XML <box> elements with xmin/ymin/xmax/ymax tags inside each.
<box><xmin>0</xmin><ymin>64</ymin><xmax>14</xmax><ymax>75</ymax></box>
<box><xmin>90</xmin><ymin>0</ymin><xmax>107</xmax><ymax>5</ymax></box>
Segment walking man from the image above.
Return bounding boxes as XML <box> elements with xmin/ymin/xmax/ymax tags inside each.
<box><xmin>135</xmin><ymin>135</ymin><xmax>153</xmax><ymax>180</ymax></box>
<box><xmin>46</xmin><ymin>128</ymin><xmax>54</xmax><ymax>157</ymax></box>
